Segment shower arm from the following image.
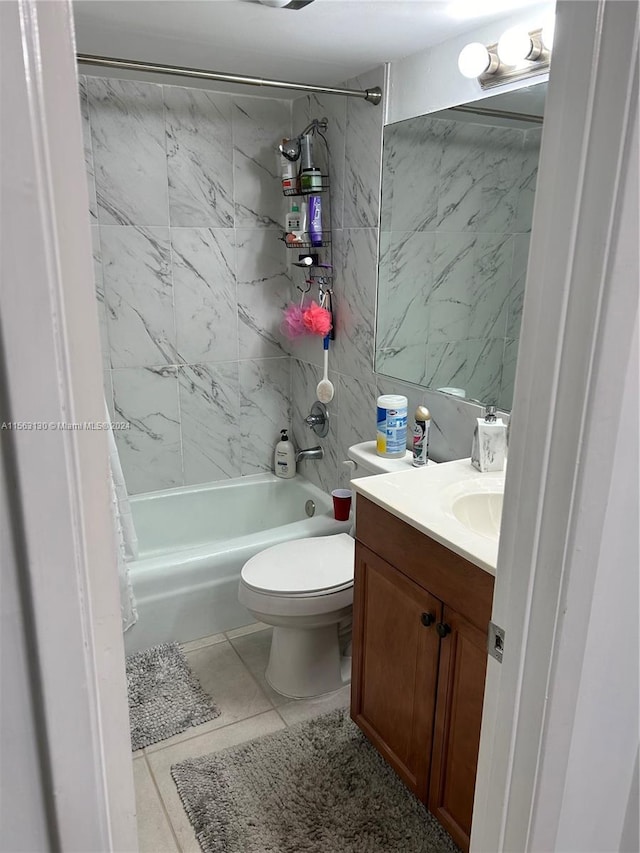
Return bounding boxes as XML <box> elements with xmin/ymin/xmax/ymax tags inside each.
<box><xmin>298</xmin><ymin>118</ymin><xmax>328</xmax><ymax>137</ymax></box>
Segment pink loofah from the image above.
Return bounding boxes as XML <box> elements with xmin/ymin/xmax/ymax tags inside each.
<box><xmin>281</xmin><ymin>304</ymin><xmax>307</xmax><ymax>339</ymax></box>
<box><xmin>303</xmin><ymin>301</ymin><xmax>333</xmax><ymax>336</ymax></box>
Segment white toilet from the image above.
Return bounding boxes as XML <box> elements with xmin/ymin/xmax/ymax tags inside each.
<box><xmin>238</xmin><ymin>441</ymin><xmax>416</xmax><ymax>699</ymax></box>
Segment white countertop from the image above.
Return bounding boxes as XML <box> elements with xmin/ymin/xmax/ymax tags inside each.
<box><xmin>352</xmin><ymin>458</ymin><xmax>504</xmax><ymax>575</ymax></box>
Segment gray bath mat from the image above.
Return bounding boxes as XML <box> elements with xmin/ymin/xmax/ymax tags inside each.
<box><xmin>171</xmin><ymin>708</ymin><xmax>460</xmax><ymax>853</ymax></box>
<box><xmin>127</xmin><ymin>643</ymin><xmax>220</xmax><ymax>751</ymax></box>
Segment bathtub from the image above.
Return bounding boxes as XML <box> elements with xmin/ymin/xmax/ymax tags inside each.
<box><xmin>123</xmin><ymin>473</ymin><xmax>352</xmax><ymax>653</ymax></box>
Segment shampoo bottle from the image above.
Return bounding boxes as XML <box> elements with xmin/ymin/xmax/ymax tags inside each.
<box><xmin>471</xmin><ymin>406</ymin><xmax>507</xmax><ymax>472</ymax></box>
<box><xmin>285</xmin><ymin>204</ymin><xmax>303</xmax><ymax>245</ymax></box>
<box><xmin>274</xmin><ymin>429</ymin><xmax>296</xmax><ymax>479</ymax></box>
<box><xmin>285</xmin><ymin>204</ymin><xmax>301</xmax><ymax>235</ymax></box>
<box><xmin>308</xmin><ymin>195</ymin><xmax>323</xmax><ymax>247</ymax></box>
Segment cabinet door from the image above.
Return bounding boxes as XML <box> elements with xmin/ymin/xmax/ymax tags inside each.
<box><xmin>429</xmin><ymin>606</ymin><xmax>488</xmax><ymax>852</ymax></box>
<box><xmin>351</xmin><ymin>543</ymin><xmax>442</xmax><ymax>799</ymax></box>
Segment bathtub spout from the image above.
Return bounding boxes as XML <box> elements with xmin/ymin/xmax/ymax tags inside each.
<box><xmin>296</xmin><ymin>446</ymin><xmax>324</xmax><ymax>463</ymax></box>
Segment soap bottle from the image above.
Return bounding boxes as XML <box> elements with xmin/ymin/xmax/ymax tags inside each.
<box><xmin>285</xmin><ymin>204</ymin><xmax>302</xmax><ymax>243</ymax></box>
<box><xmin>274</xmin><ymin>429</ymin><xmax>296</xmax><ymax>479</ymax></box>
<box><xmin>285</xmin><ymin>204</ymin><xmax>301</xmax><ymax>232</ymax></box>
<box><xmin>471</xmin><ymin>406</ymin><xmax>507</xmax><ymax>472</ymax></box>
<box><xmin>412</xmin><ymin>405</ymin><xmax>431</xmax><ymax>467</ymax></box>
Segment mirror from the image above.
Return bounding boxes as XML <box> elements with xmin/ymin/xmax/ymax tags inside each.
<box><xmin>376</xmin><ymin>83</ymin><xmax>546</xmax><ymax>410</ymax></box>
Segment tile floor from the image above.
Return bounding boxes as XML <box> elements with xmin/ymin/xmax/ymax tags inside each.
<box><xmin>133</xmin><ymin>624</ymin><xmax>351</xmax><ymax>852</ymax></box>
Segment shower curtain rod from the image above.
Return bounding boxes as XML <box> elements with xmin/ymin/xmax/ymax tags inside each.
<box><xmin>76</xmin><ymin>54</ymin><xmax>383</xmax><ymax>105</ymax></box>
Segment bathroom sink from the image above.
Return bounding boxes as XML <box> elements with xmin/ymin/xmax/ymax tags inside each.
<box><xmin>451</xmin><ymin>491</ymin><xmax>504</xmax><ymax>540</ymax></box>
<box><xmin>440</xmin><ymin>473</ymin><xmax>505</xmax><ymax>544</ymax></box>
<box><xmin>351</xmin><ymin>460</ymin><xmax>506</xmax><ymax>574</ymax></box>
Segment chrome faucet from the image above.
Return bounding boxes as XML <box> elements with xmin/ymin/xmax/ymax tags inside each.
<box><xmin>296</xmin><ymin>446</ymin><xmax>324</xmax><ymax>463</ymax></box>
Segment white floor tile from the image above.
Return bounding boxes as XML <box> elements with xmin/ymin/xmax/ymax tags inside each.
<box><xmin>180</xmin><ymin>632</ymin><xmax>227</xmax><ymax>653</ymax></box>
<box><xmin>224</xmin><ymin>621</ymin><xmax>270</xmax><ymax>639</ymax></box>
<box><xmin>147</xmin><ymin>711</ymin><xmax>285</xmax><ymax>853</ymax></box>
<box><xmin>133</xmin><ymin>756</ymin><xmax>179</xmax><ymax>853</ymax></box>
<box><xmin>145</xmin><ymin>640</ymin><xmax>273</xmax><ymax>753</ymax></box>
<box><xmin>227</xmin><ymin>627</ymin><xmax>289</xmax><ymax>707</ymax></box>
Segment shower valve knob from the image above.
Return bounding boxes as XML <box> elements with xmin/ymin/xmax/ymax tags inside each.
<box><xmin>304</xmin><ymin>401</ymin><xmax>329</xmax><ymax>438</ymax></box>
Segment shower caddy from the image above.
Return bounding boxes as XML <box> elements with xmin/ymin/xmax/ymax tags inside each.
<box><xmin>280</xmin><ymin>117</ymin><xmax>334</xmax><ymax>340</ymax></box>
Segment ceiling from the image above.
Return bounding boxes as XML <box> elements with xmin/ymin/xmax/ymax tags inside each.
<box><xmin>73</xmin><ymin>0</ymin><xmax>547</xmax><ymax>96</ymax></box>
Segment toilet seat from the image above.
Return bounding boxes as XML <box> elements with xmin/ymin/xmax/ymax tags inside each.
<box><xmin>241</xmin><ymin>533</ymin><xmax>354</xmax><ymax>598</ymax></box>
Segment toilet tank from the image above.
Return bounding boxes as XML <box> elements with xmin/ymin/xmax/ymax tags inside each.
<box><xmin>346</xmin><ymin>440</ymin><xmax>439</xmax><ymax>478</ymax></box>
<box><xmin>347</xmin><ymin>441</ymin><xmax>413</xmax><ymax>478</ymax></box>
<box><xmin>344</xmin><ymin>442</ymin><xmax>436</xmax><ymax>536</ymax></box>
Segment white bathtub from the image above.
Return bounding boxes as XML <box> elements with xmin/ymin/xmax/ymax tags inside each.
<box><xmin>123</xmin><ymin>473</ymin><xmax>352</xmax><ymax>653</ymax></box>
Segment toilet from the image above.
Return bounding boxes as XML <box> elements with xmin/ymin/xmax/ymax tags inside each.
<box><xmin>238</xmin><ymin>441</ymin><xmax>417</xmax><ymax>699</ymax></box>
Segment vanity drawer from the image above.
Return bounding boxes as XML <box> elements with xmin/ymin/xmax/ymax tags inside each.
<box><xmin>355</xmin><ymin>495</ymin><xmax>494</xmax><ymax>631</ymax></box>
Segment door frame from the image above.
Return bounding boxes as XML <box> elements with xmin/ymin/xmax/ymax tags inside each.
<box><xmin>472</xmin><ymin>1</ymin><xmax>638</xmax><ymax>850</ymax></box>
<box><xmin>1</xmin><ymin>1</ymin><xmax>137</xmax><ymax>849</ymax></box>
<box><xmin>2</xmin><ymin>0</ymin><xmax>637</xmax><ymax>849</ymax></box>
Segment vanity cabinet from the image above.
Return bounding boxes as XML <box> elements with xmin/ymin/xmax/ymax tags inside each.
<box><xmin>351</xmin><ymin>496</ymin><xmax>495</xmax><ymax>852</ymax></box>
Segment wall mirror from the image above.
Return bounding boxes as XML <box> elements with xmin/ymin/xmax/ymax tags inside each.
<box><xmin>375</xmin><ymin>82</ymin><xmax>546</xmax><ymax>411</ymax></box>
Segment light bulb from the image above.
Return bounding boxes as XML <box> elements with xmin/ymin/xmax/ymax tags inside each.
<box><xmin>542</xmin><ymin>16</ymin><xmax>556</xmax><ymax>50</ymax></box>
<box><xmin>497</xmin><ymin>26</ymin><xmax>533</xmax><ymax>65</ymax></box>
<box><xmin>458</xmin><ymin>43</ymin><xmax>491</xmax><ymax>79</ymax></box>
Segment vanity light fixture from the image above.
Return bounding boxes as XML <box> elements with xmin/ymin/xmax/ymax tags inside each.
<box><xmin>457</xmin><ymin>43</ymin><xmax>499</xmax><ymax>79</ymax></box>
<box><xmin>497</xmin><ymin>26</ymin><xmax>541</xmax><ymax>65</ymax></box>
<box><xmin>458</xmin><ymin>24</ymin><xmax>551</xmax><ymax>90</ymax></box>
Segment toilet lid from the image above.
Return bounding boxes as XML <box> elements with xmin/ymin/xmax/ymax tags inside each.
<box><xmin>241</xmin><ymin>533</ymin><xmax>355</xmax><ymax>596</ymax></box>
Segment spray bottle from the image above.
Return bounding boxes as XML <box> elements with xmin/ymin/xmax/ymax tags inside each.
<box><xmin>412</xmin><ymin>405</ymin><xmax>431</xmax><ymax>467</ymax></box>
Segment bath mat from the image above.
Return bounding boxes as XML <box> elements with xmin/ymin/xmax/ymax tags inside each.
<box><xmin>170</xmin><ymin>708</ymin><xmax>460</xmax><ymax>853</ymax></box>
<box><xmin>126</xmin><ymin>643</ymin><xmax>220</xmax><ymax>751</ymax></box>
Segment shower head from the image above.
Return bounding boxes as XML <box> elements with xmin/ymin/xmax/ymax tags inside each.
<box><xmin>279</xmin><ymin>117</ymin><xmax>329</xmax><ymax>162</ymax></box>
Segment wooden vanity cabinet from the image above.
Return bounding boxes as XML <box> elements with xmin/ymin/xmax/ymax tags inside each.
<box><xmin>351</xmin><ymin>496</ymin><xmax>495</xmax><ymax>852</ymax></box>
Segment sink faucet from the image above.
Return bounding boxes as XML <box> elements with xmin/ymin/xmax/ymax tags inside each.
<box><xmin>296</xmin><ymin>446</ymin><xmax>324</xmax><ymax>463</ymax></box>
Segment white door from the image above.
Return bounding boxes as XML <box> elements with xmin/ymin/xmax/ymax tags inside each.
<box><xmin>472</xmin><ymin>1</ymin><xmax>639</xmax><ymax>850</ymax></box>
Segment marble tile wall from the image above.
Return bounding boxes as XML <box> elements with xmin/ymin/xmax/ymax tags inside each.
<box><xmin>81</xmin><ymin>69</ymin><xmax>515</xmax><ymax>499</ymax></box>
<box><xmin>377</xmin><ymin>116</ymin><xmax>541</xmax><ymax>411</ymax></box>
<box><xmin>80</xmin><ymin>75</ymin><xmax>294</xmax><ymax>494</ymax></box>
<box><xmin>288</xmin><ymin>69</ymin><xmax>508</xmax><ymax>495</ymax></box>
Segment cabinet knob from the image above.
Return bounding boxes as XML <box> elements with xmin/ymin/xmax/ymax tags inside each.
<box><xmin>421</xmin><ymin>612</ymin><xmax>435</xmax><ymax>627</ymax></box>
<box><xmin>436</xmin><ymin>622</ymin><xmax>452</xmax><ymax>638</ymax></box>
